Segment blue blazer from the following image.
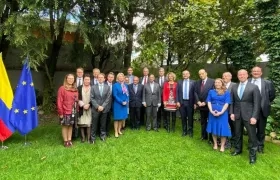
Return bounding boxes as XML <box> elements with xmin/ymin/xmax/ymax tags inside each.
<box><xmin>176</xmin><ymin>79</ymin><xmax>195</xmax><ymax>106</ymax></box>
<box><xmin>128</xmin><ymin>83</ymin><xmax>143</xmax><ymax>107</ymax></box>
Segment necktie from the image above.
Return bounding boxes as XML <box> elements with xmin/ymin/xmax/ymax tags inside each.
<box><xmin>134</xmin><ymin>85</ymin><xmax>137</xmax><ymax>93</ymax></box>
<box><xmin>160</xmin><ymin>77</ymin><xmax>163</xmax><ymax>87</ymax></box>
<box><xmin>151</xmin><ymin>83</ymin><xmax>153</xmax><ymax>93</ymax></box>
<box><xmin>238</xmin><ymin>83</ymin><xmax>245</xmax><ymax>99</ymax></box>
<box><xmin>144</xmin><ymin>76</ymin><xmax>147</xmax><ymax>84</ymax></box>
<box><xmin>200</xmin><ymin>80</ymin><xmax>205</xmax><ymax>91</ymax></box>
<box><xmin>78</xmin><ymin>78</ymin><xmax>81</xmax><ymax>86</ymax></box>
<box><xmin>99</xmin><ymin>84</ymin><xmax>103</xmax><ymax>96</ymax></box>
<box><xmin>183</xmin><ymin>79</ymin><xmax>189</xmax><ymax>99</ymax></box>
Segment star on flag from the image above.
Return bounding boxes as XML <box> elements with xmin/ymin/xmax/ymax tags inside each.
<box><xmin>22</xmin><ymin>81</ymin><xmax>27</xmax><ymax>85</ymax></box>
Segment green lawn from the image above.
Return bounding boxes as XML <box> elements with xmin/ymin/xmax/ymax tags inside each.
<box><xmin>1</xmin><ymin>116</ymin><xmax>279</xmax><ymax>180</ymax></box>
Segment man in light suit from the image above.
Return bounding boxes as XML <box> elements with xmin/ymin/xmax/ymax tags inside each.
<box><xmin>104</xmin><ymin>72</ymin><xmax>115</xmax><ymax>137</ymax></box>
<box><xmin>230</xmin><ymin>69</ymin><xmax>261</xmax><ymax>164</ymax></box>
<box><xmin>139</xmin><ymin>67</ymin><xmax>149</xmax><ymax>125</ymax></box>
<box><xmin>249</xmin><ymin>66</ymin><xmax>275</xmax><ymax>153</ymax></box>
<box><xmin>76</xmin><ymin>67</ymin><xmax>84</xmax><ymax>87</ymax></box>
<box><xmin>194</xmin><ymin>69</ymin><xmax>214</xmax><ymax>142</ymax></box>
<box><xmin>222</xmin><ymin>72</ymin><xmax>236</xmax><ymax>146</ymax></box>
<box><xmin>176</xmin><ymin>70</ymin><xmax>195</xmax><ymax>137</ymax></box>
<box><xmin>90</xmin><ymin>73</ymin><xmax>112</xmax><ymax>144</ymax></box>
<box><xmin>155</xmin><ymin>67</ymin><xmax>167</xmax><ymax>129</ymax></box>
<box><xmin>128</xmin><ymin>76</ymin><xmax>144</xmax><ymax>130</ymax></box>
<box><xmin>142</xmin><ymin>74</ymin><xmax>161</xmax><ymax>131</ymax></box>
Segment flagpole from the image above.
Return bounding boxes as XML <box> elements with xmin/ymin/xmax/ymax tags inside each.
<box><xmin>1</xmin><ymin>141</ymin><xmax>8</xmax><ymax>149</ymax></box>
<box><xmin>23</xmin><ymin>135</ymin><xmax>31</xmax><ymax>146</ymax></box>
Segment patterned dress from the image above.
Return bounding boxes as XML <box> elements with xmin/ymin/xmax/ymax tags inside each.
<box><xmin>78</xmin><ymin>87</ymin><xmax>92</xmax><ymax>127</ymax></box>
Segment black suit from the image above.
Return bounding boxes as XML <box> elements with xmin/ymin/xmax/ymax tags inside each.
<box><xmin>139</xmin><ymin>76</ymin><xmax>149</xmax><ymax>125</ymax></box>
<box><xmin>104</xmin><ymin>81</ymin><xmax>114</xmax><ymax>136</ymax></box>
<box><xmin>128</xmin><ymin>83</ymin><xmax>144</xmax><ymax>129</ymax></box>
<box><xmin>155</xmin><ymin>76</ymin><xmax>167</xmax><ymax>128</ymax></box>
<box><xmin>226</xmin><ymin>82</ymin><xmax>236</xmax><ymax>140</ymax></box>
<box><xmin>230</xmin><ymin>81</ymin><xmax>261</xmax><ymax>159</ymax></box>
<box><xmin>248</xmin><ymin>78</ymin><xmax>275</xmax><ymax>149</ymax></box>
<box><xmin>194</xmin><ymin>78</ymin><xmax>214</xmax><ymax>140</ymax></box>
<box><xmin>176</xmin><ymin>79</ymin><xmax>195</xmax><ymax>135</ymax></box>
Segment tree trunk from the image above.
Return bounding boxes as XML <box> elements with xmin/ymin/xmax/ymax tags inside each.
<box><xmin>123</xmin><ymin>14</ymin><xmax>135</xmax><ymax>69</ymax></box>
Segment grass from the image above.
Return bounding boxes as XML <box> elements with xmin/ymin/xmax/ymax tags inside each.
<box><xmin>0</xmin><ymin>114</ymin><xmax>280</xmax><ymax>180</ymax></box>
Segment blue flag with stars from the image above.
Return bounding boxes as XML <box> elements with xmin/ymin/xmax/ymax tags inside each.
<box><xmin>9</xmin><ymin>59</ymin><xmax>38</xmax><ymax>135</ymax></box>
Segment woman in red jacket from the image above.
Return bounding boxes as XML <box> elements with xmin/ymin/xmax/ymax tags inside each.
<box><xmin>163</xmin><ymin>72</ymin><xmax>178</xmax><ymax>132</ymax></box>
<box><xmin>57</xmin><ymin>74</ymin><xmax>78</xmax><ymax>147</ymax></box>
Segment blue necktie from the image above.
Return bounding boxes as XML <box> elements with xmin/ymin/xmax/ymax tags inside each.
<box><xmin>183</xmin><ymin>79</ymin><xmax>189</xmax><ymax>99</ymax></box>
<box><xmin>99</xmin><ymin>84</ymin><xmax>103</xmax><ymax>96</ymax></box>
<box><xmin>239</xmin><ymin>83</ymin><xmax>245</xmax><ymax>99</ymax></box>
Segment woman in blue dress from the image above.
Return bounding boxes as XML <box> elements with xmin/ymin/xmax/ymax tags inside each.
<box><xmin>206</xmin><ymin>78</ymin><xmax>231</xmax><ymax>152</ymax></box>
<box><xmin>112</xmin><ymin>73</ymin><xmax>129</xmax><ymax>138</ymax></box>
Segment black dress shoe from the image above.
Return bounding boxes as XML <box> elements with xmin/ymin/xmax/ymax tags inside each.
<box><xmin>258</xmin><ymin>147</ymin><xmax>264</xmax><ymax>153</ymax></box>
<box><xmin>154</xmin><ymin>129</ymin><xmax>159</xmax><ymax>132</ymax></box>
<box><xmin>231</xmin><ymin>152</ymin><xmax>241</xmax><ymax>156</ymax></box>
<box><xmin>182</xmin><ymin>132</ymin><xmax>187</xmax><ymax>137</ymax></box>
<box><xmin>249</xmin><ymin>158</ymin><xmax>256</xmax><ymax>164</ymax></box>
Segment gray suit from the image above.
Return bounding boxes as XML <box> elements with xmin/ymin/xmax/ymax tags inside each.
<box><xmin>90</xmin><ymin>83</ymin><xmax>112</xmax><ymax>141</ymax></box>
<box><xmin>143</xmin><ymin>82</ymin><xmax>161</xmax><ymax>130</ymax></box>
<box><xmin>248</xmin><ymin>78</ymin><xmax>276</xmax><ymax>149</ymax></box>
<box><xmin>230</xmin><ymin>81</ymin><xmax>261</xmax><ymax>158</ymax></box>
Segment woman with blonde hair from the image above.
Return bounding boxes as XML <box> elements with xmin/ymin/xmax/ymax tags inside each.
<box><xmin>206</xmin><ymin>78</ymin><xmax>231</xmax><ymax>152</ymax></box>
<box><xmin>163</xmin><ymin>72</ymin><xmax>178</xmax><ymax>132</ymax></box>
<box><xmin>57</xmin><ymin>74</ymin><xmax>79</xmax><ymax>147</ymax></box>
<box><xmin>112</xmin><ymin>73</ymin><xmax>129</xmax><ymax>138</ymax></box>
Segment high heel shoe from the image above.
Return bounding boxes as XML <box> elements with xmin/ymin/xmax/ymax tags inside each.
<box><xmin>115</xmin><ymin>133</ymin><xmax>119</xmax><ymax>138</ymax></box>
<box><xmin>118</xmin><ymin>131</ymin><xmax>123</xmax><ymax>135</ymax></box>
<box><xmin>220</xmin><ymin>147</ymin><xmax>225</xmax><ymax>152</ymax></box>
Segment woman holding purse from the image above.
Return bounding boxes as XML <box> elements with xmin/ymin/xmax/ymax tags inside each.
<box><xmin>57</xmin><ymin>74</ymin><xmax>78</xmax><ymax>147</ymax></box>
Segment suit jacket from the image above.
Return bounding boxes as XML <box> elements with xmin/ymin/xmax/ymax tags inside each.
<box><xmin>140</xmin><ymin>76</ymin><xmax>149</xmax><ymax>85</ymax></box>
<box><xmin>176</xmin><ymin>79</ymin><xmax>195</xmax><ymax>106</ymax></box>
<box><xmin>143</xmin><ymin>82</ymin><xmax>161</xmax><ymax>106</ymax></box>
<box><xmin>155</xmin><ymin>76</ymin><xmax>168</xmax><ymax>89</ymax></box>
<box><xmin>90</xmin><ymin>78</ymin><xmax>98</xmax><ymax>86</ymax></box>
<box><xmin>248</xmin><ymin>78</ymin><xmax>276</xmax><ymax>117</ymax></box>
<box><xmin>78</xmin><ymin>85</ymin><xmax>92</xmax><ymax>117</ymax></box>
<box><xmin>104</xmin><ymin>81</ymin><xmax>114</xmax><ymax>109</ymax></box>
<box><xmin>126</xmin><ymin>75</ymin><xmax>134</xmax><ymax>84</ymax></box>
<box><xmin>194</xmin><ymin>78</ymin><xmax>215</xmax><ymax>110</ymax></box>
<box><xmin>90</xmin><ymin>83</ymin><xmax>112</xmax><ymax>113</ymax></box>
<box><xmin>128</xmin><ymin>83</ymin><xmax>143</xmax><ymax>107</ymax></box>
<box><xmin>226</xmin><ymin>82</ymin><xmax>236</xmax><ymax>93</ymax></box>
<box><xmin>230</xmin><ymin>82</ymin><xmax>261</xmax><ymax>121</ymax></box>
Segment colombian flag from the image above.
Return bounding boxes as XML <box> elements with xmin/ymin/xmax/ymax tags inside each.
<box><xmin>0</xmin><ymin>53</ymin><xmax>15</xmax><ymax>141</ymax></box>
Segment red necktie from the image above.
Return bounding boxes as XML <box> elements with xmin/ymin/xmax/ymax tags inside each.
<box><xmin>200</xmin><ymin>80</ymin><xmax>205</xmax><ymax>91</ymax></box>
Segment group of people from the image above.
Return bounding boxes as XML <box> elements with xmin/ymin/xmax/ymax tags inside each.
<box><xmin>56</xmin><ymin>66</ymin><xmax>275</xmax><ymax>164</ymax></box>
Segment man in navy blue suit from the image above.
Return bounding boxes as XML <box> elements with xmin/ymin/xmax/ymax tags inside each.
<box><xmin>128</xmin><ymin>76</ymin><xmax>144</xmax><ymax>130</ymax></box>
<box><xmin>104</xmin><ymin>72</ymin><xmax>115</xmax><ymax>137</ymax></box>
<box><xmin>194</xmin><ymin>69</ymin><xmax>214</xmax><ymax>142</ymax></box>
<box><xmin>176</xmin><ymin>70</ymin><xmax>195</xmax><ymax>137</ymax></box>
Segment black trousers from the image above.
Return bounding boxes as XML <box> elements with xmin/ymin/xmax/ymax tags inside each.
<box><xmin>157</xmin><ymin>102</ymin><xmax>167</xmax><ymax>128</ymax></box>
<box><xmin>140</xmin><ymin>106</ymin><xmax>146</xmax><ymax>125</ymax></box>
<box><xmin>91</xmin><ymin>111</ymin><xmax>107</xmax><ymax>141</ymax></box>
<box><xmin>179</xmin><ymin>100</ymin><xmax>194</xmax><ymax>135</ymax></box>
<box><xmin>234</xmin><ymin>118</ymin><xmax>258</xmax><ymax>154</ymax></box>
<box><xmin>228</xmin><ymin>114</ymin><xmax>235</xmax><ymax>141</ymax></box>
<box><xmin>130</xmin><ymin>107</ymin><xmax>141</xmax><ymax>129</ymax></box>
<box><xmin>200</xmin><ymin>109</ymin><xmax>209</xmax><ymax>139</ymax></box>
<box><xmin>106</xmin><ymin>110</ymin><xmax>112</xmax><ymax>135</ymax></box>
<box><xmin>256</xmin><ymin>112</ymin><xmax>267</xmax><ymax>148</ymax></box>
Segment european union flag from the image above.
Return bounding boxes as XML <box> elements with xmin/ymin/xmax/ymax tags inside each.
<box><xmin>9</xmin><ymin>59</ymin><xmax>38</xmax><ymax>135</ymax></box>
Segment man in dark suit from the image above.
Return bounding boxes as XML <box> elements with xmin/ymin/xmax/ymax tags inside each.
<box><xmin>249</xmin><ymin>66</ymin><xmax>275</xmax><ymax>153</ymax></box>
<box><xmin>128</xmin><ymin>76</ymin><xmax>143</xmax><ymax>130</ymax></box>
<box><xmin>176</xmin><ymin>70</ymin><xmax>195</xmax><ymax>137</ymax></box>
<box><xmin>142</xmin><ymin>74</ymin><xmax>161</xmax><ymax>131</ymax></box>
<box><xmin>155</xmin><ymin>67</ymin><xmax>167</xmax><ymax>129</ymax></box>
<box><xmin>222</xmin><ymin>72</ymin><xmax>236</xmax><ymax>147</ymax></box>
<box><xmin>90</xmin><ymin>68</ymin><xmax>100</xmax><ymax>86</ymax></box>
<box><xmin>230</xmin><ymin>69</ymin><xmax>261</xmax><ymax>164</ymax></box>
<box><xmin>104</xmin><ymin>72</ymin><xmax>115</xmax><ymax>137</ymax></box>
<box><xmin>90</xmin><ymin>73</ymin><xmax>112</xmax><ymax>144</ymax></box>
<box><xmin>139</xmin><ymin>67</ymin><xmax>149</xmax><ymax>126</ymax></box>
<box><xmin>194</xmin><ymin>69</ymin><xmax>214</xmax><ymax>141</ymax></box>
<box><xmin>126</xmin><ymin>67</ymin><xmax>134</xmax><ymax>84</ymax></box>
